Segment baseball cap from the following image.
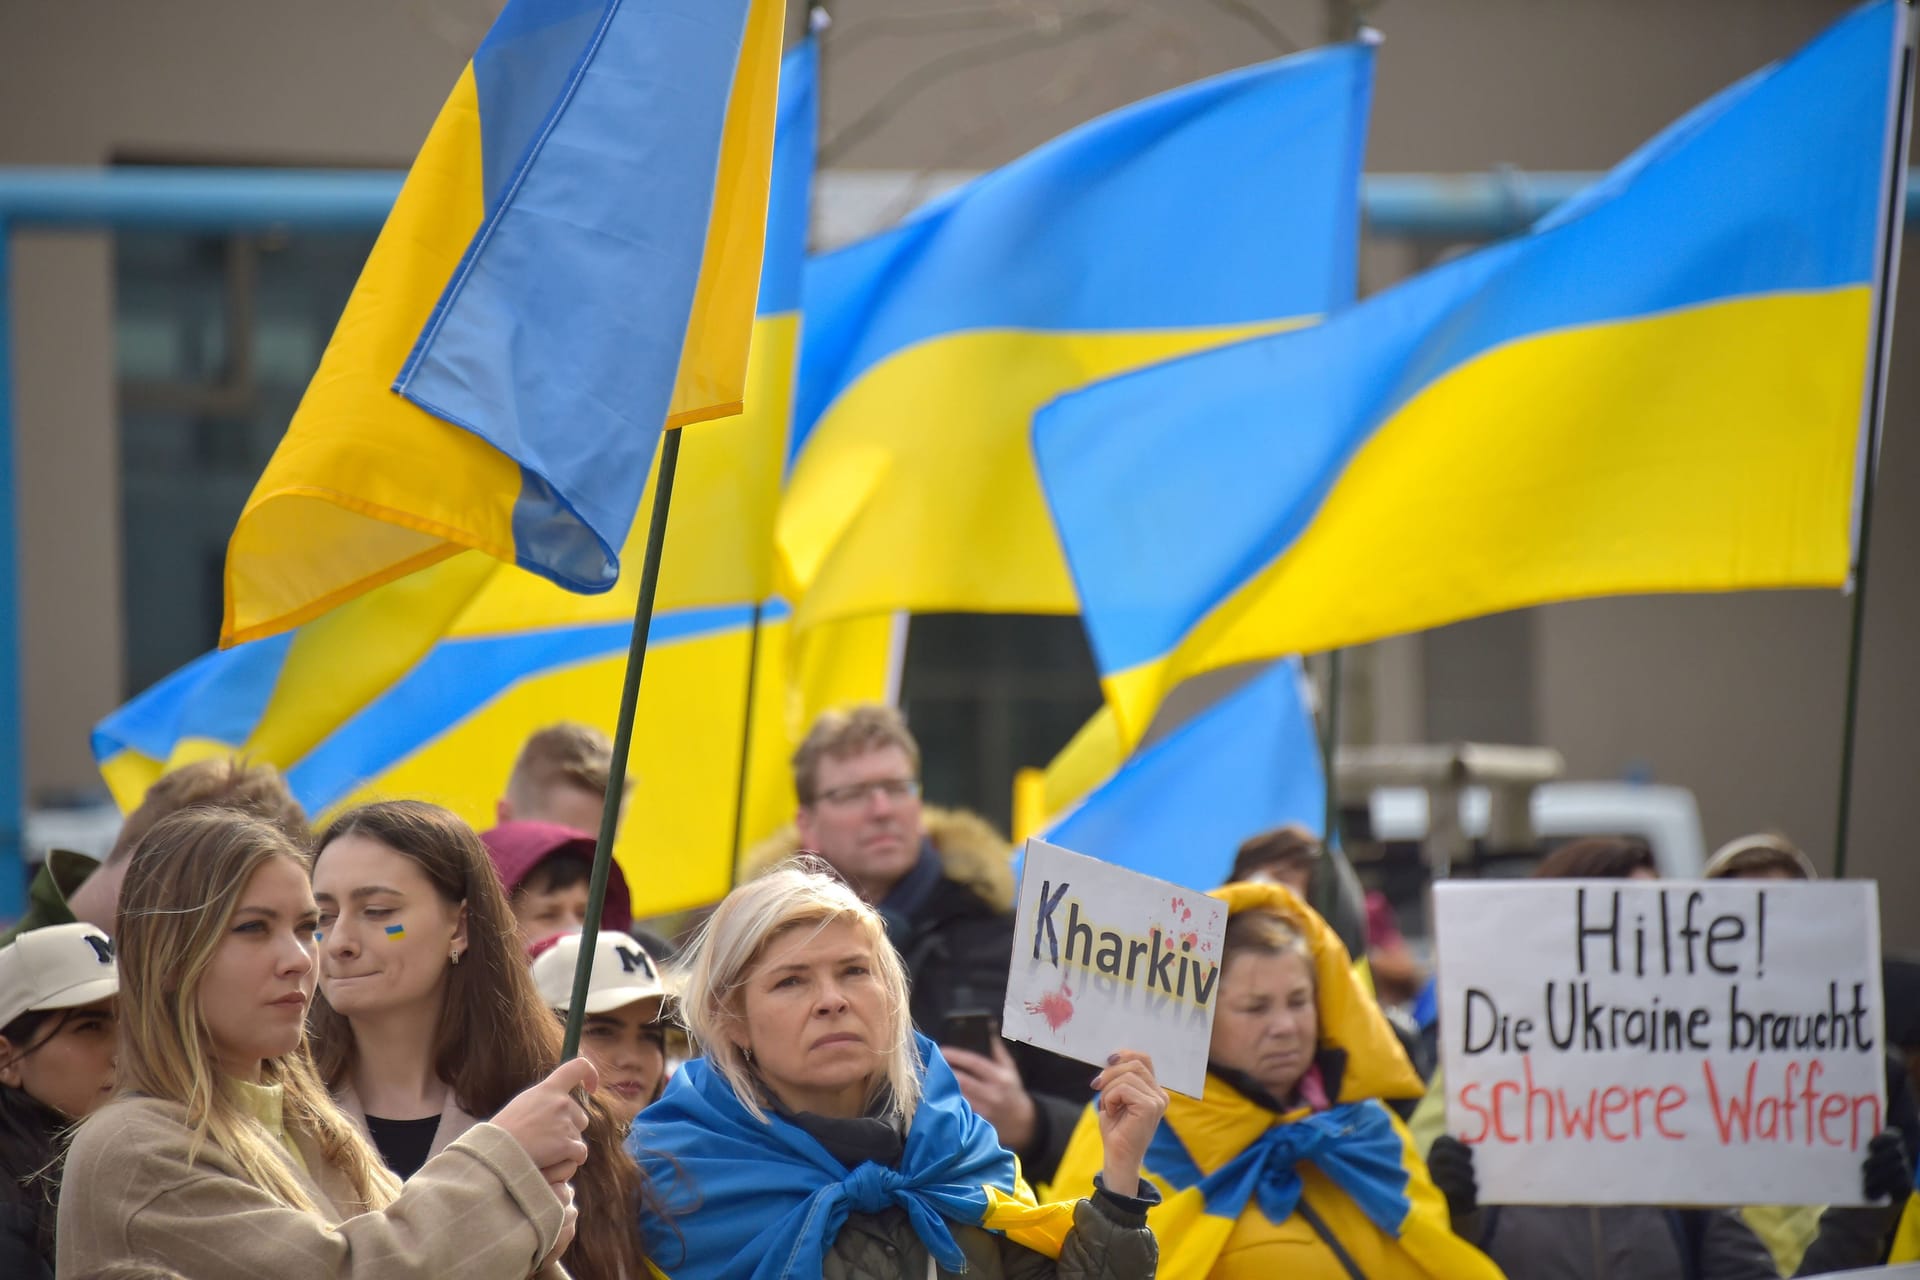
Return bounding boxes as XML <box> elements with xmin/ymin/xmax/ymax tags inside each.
<box><xmin>479</xmin><ymin>822</ymin><xmax>634</xmax><ymax>931</ymax></box>
<box><xmin>0</xmin><ymin>923</ymin><xmax>119</xmax><ymax>1029</ymax></box>
<box><xmin>530</xmin><ymin>931</ymin><xmax>666</xmax><ymax>1016</ymax></box>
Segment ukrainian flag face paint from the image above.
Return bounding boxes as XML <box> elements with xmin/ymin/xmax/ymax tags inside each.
<box><xmin>385</xmin><ymin>923</ymin><xmax>407</xmax><ymax>941</ymax></box>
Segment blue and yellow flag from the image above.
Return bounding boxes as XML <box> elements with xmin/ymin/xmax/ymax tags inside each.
<box><xmin>634</xmin><ymin>1033</ymin><xmax>1077</xmax><ymax>1279</ymax></box>
<box><xmin>1051</xmin><ymin>883</ymin><xmax>1493</xmax><ymax>1280</ymax></box>
<box><xmin>1035</xmin><ymin>659</ymin><xmax>1324</xmax><ymax>886</ymax></box>
<box><xmin>97</xmin><ymin>42</ymin><xmax>842</xmax><ymax>917</ymax></box>
<box><xmin>774</xmin><ymin>41</ymin><xmax>1374</xmax><ymax>633</ymax></box>
<box><xmin>1036</xmin><ymin>0</ymin><xmax>1912</xmax><ymax>745</ymax></box>
<box><xmin>224</xmin><ymin>0</ymin><xmax>787</xmax><ymax>646</ymax></box>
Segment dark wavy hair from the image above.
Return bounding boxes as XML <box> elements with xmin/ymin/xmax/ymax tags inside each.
<box><xmin>309</xmin><ymin>800</ymin><xmax>655</xmax><ymax>1280</ymax></box>
<box><xmin>0</xmin><ymin>1006</ymin><xmax>87</xmax><ymax>1266</ymax></box>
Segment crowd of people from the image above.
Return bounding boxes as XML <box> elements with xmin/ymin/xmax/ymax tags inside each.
<box><xmin>0</xmin><ymin>706</ymin><xmax>1911</xmax><ymax>1278</ymax></box>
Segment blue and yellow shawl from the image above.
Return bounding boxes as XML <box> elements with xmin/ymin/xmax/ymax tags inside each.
<box><xmin>1052</xmin><ymin>882</ymin><xmax>1503</xmax><ymax>1280</ymax></box>
<box><xmin>631</xmin><ymin>1032</ymin><xmax>1075</xmax><ymax>1279</ymax></box>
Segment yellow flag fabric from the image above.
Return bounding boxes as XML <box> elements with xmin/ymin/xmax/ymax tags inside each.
<box><xmin>224</xmin><ymin>0</ymin><xmax>786</xmax><ymax>646</ymax></box>
<box><xmin>1050</xmin><ymin>883</ymin><xmax>1493</xmax><ymax>1280</ymax></box>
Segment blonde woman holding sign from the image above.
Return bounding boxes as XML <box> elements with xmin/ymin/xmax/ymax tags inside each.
<box><xmin>1051</xmin><ymin>881</ymin><xmax>1500</xmax><ymax>1280</ymax></box>
<box><xmin>632</xmin><ymin>858</ymin><xmax>1165</xmax><ymax>1279</ymax></box>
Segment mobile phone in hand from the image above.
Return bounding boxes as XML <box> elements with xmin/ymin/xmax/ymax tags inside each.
<box><xmin>941</xmin><ymin>1011</ymin><xmax>1000</xmax><ymax>1058</ymax></box>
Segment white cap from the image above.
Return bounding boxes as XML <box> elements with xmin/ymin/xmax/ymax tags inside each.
<box><xmin>0</xmin><ymin>923</ymin><xmax>119</xmax><ymax>1029</ymax></box>
<box><xmin>531</xmin><ymin>932</ymin><xmax>666</xmax><ymax>1016</ymax></box>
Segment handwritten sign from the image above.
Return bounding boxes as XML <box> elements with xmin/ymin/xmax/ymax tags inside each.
<box><xmin>1434</xmin><ymin>880</ymin><xmax>1885</xmax><ymax>1206</ymax></box>
<box><xmin>1003</xmin><ymin>838</ymin><xmax>1228</xmax><ymax>1097</ymax></box>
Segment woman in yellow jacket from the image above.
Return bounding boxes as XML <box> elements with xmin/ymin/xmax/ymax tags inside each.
<box><xmin>1052</xmin><ymin>881</ymin><xmax>1503</xmax><ymax>1280</ymax></box>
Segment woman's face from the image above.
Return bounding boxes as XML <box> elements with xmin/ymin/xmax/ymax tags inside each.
<box><xmin>579</xmin><ymin>997</ymin><xmax>667</xmax><ymax>1125</ymax></box>
<box><xmin>736</xmin><ymin>917</ymin><xmax>892</xmax><ymax>1119</ymax></box>
<box><xmin>0</xmin><ymin>997</ymin><xmax>118</xmax><ymax>1118</ymax></box>
<box><xmin>1209</xmin><ymin>948</ymin><xmax>1319</xmax><ymax>1101</ymax></box>
<box><xmin>199</xmin><ymin>856</ymin><xmax>320</xmax><ymax>1081</ymax></box>
<box><xmin>312</xmin><ymin>834</ymin><xmax>466</xmax><ymax>1021</ymax></box>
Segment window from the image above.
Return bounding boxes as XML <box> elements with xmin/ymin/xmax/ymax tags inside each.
<box><xmin>115</xmin><ymin>228</ymin><xmax>375</xmax><ymax>694</ymax></box>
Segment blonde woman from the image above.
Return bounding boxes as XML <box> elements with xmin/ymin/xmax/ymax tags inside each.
<box><xmin>57</xmin><ymin>808</ymin><xmax>595</xmax><ymax>1279</ymax></box>
<box><xmin>632</xmin><ymin>858</ymin><xmax>1166</xmax><ymax>1280</ymax></box>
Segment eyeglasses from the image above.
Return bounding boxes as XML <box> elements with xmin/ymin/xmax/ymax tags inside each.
<box><xmin>813</xmin><ymin>778</ymin><xmax>922</xmax><ymax>808</ymax></box>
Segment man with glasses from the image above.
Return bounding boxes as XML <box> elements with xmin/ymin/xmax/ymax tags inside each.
<box><xmin>744</xmin><ymin>704</ymin><xmax>1092</xmax><ymax>1183</ymax></box>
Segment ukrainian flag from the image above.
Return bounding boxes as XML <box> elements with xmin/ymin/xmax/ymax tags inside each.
<box><xmin>1036</xmin><ymin>0</ymin><xmax>1913</xmax><ymax>745</ymax></box>
<box><xmin>1050</xmin><ymin>883</ymin><xmax>1493</xmax><ymax>1280</ymax></box>
<box><xmin>774</xmin><ymin>40</ymin><xmax>1374</xmax><ymax>634</ymax></box>
<box><xmin>223</xmin><ymin>0</ymin><xmax>787</xmax><ymax>647</ymax></box>
<box><xmin>1030</xmin><ymin>659</ymin><xmax>1324</xmax><ymax>887</ymax></box>
<box><xmin>97</xmin><ymin>42</ymin><xmax>836</xmax><ymax>917</ymax></box>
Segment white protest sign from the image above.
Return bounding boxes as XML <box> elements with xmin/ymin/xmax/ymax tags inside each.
<box><xmin>1434</xmin><ymin>880</ymin><xmax>1884</xmax><ymax>1206</ymax></box>
<box><xmin>1004</xmin><ymin>838</ymin><xmax>1228</xmax><ymax>1097</ymax></box>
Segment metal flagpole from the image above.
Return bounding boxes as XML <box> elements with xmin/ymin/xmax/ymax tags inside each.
<box><xmin>562</xmin><ymin>429</ymin><xmax>683</xmax><ymax>1059</ymax></box>
<box><xmin>1834</xmin><ymin>0</ymin><xmax>1915</xmax><ymax>878</ymax></box>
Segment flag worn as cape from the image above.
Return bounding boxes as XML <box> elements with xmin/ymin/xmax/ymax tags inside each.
<box><xmin>1051</xmin><ymin>882</ymin><xmax>1496</xmax><ymax>1279</ymax></box>
<box><xmin>1036</xmin><ymin>0</ymin><xmax>1912</xmax><ymax>746</ymax></box>
<box><xmin>224</xmin><ymin>0</ymin><xmax>787</xmax><ymax>646</ymax></box>
<box><xmin>632</xmin><ymin>1033</ymin><xmax>1076</xmax><ymax>1279</ymax></box>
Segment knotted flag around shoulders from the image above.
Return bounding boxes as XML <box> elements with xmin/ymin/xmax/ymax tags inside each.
<box><xmin>223</xmin><ymin>0</ymin><xmax>787</xmax><ymax>647</ymax></box>
<box><xmin>632</xmin><ymin>1032</ymin><xmax>1077</xmax><ymax>1280</ymax></box>
<box><xmin>775</xmin><ymin>39</ymin><xmax>1375</xmax><ymax>634</ymax></box>
<box><xmin>1035</xmin><ymin>0</ymin><xmax>1913</xmax><ymax>747</ymax></box>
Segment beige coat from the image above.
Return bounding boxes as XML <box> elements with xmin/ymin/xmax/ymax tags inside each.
<box><xmin>57</xmin><ymin>1096</ymin><xmax>564</xmax><ymax>1279</ymax></box>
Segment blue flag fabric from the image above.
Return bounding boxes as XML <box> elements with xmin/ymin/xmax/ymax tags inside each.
<box><xmin>632</xmin><ymin>1033</ymin><xmax>1070</xmax><ymax>1278</ymax></box>
<box><xmin>1043</xmin><ymin>658</ymin><xmax>1325</xmax><ymax>885</ymax></box>
<box><xmin>1146</xmin><ymin>1100</ymin><xmax>1411</xmax><ymax>1231</ymax></box>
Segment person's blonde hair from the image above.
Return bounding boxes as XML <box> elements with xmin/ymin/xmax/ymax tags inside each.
<box><xmin>681</xmin><ymin>858</ymin><xmax>922</xmax><ymax>1123</ymax></box>
<box><xmin>791</xmin><ymin>706</ymin><xmax>921</xmax><ymax>805</ymax></box>
<box><xmin>109</xmin><ymin>809</ymin><xmax>398</xmax><ymax>1214</ymax></box>
<box><xmin>505</xmin><ymin>723</ymin><xmax>615</xmax><ymax>815</ymax></box>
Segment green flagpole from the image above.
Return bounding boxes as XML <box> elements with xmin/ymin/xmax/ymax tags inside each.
<box><xmin>726</xmin><ymin>601</ymin><xmax>765</xmax><ymax>888</ymax></box>
<box><xmin>561</xmin><ymin>429</ymin><xmax>682</xmax><ymax>1060</ymax></box>
<box><xmin>1834</xmin><ymin>3</ymin><xmax>1914</xmax><ymax>878</ymax></box>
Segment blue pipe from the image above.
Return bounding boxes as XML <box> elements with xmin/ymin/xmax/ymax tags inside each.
<box><xmin>0</xmin><ymin>165</ymin><xmax>1915</xmax><ymax>238</ymax></box>
<box><xmin>0</xmin><ymin>227</ymin><xmax>22</xmax><ymax>920</ymax></box>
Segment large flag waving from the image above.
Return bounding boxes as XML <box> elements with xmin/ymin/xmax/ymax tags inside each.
<box><xmin>100</xmin><ymin>40</ymin><xmax>824</xmax><ymax>917</ymax></box>
<box><xmin>224</xmin><ymin>0</ymin><xmax>787</xmax><ymax>646</ymax></box>
<box><xmin>775</xmin><ymin>40</ymin><xmax>1375</xmax><ymax>634</ymax></box>
<box><xmin>1037</xmin><ymin>1</ymin><xmax>1912</xmax><ymax>745</ymax></box>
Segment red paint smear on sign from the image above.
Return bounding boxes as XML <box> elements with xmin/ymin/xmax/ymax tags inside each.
<box><xmin>1025</xmin><ymin>981</ymin><xmax>1075</xmax><ymax>1031</ymax></box>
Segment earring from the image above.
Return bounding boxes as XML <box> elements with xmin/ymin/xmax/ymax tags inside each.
<box><xmin>742</xmin><ymin>1046</ymin><xmax>754</xmax><ymax>1064</ymax></box>
<box><xmin>450</xmin><ymin>948</ymin><xmax>463</xmax><ymax>966</ymax></box>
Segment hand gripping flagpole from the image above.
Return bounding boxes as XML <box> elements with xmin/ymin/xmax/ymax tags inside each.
<box><xmin>562</xmin><ymin>428</ymin><xmax>683</xmax><ymax>1060</ymax></box>
<box><xmin>1834</xmin><ymin>0</ymin><xmax>1915</xmax><ymax>879</ymax></box>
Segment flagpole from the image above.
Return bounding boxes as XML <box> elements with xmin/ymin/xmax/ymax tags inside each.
<box><xmin>562</xmin><ymin>429</ymin><xmax>682</xmax><ymax>1060</ymax></box>
<box><xmin>1319</xmin><ymin>648</ymin><xmax>1342</xmax><ymax>847</ymax></box>
<box><xmin>726</xmin><ymin>600</ymin><xmax>765</xmax><ymax>886</ymax></box>
<box><xmin>1834</xmin><ymin>1</ymin><xmax>1914</xmax><ymax>879</ymax></box>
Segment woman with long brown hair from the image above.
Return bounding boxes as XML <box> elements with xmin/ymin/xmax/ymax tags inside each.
<box><xmin>58</xmin><ymin>808</ymin><xmax>591</xmax><ymax>1277</ymax></box>
<box><xmin>308</xmin><ymin>799</ymin><xmax>647</xmax><ymax>1280</ymax></box>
